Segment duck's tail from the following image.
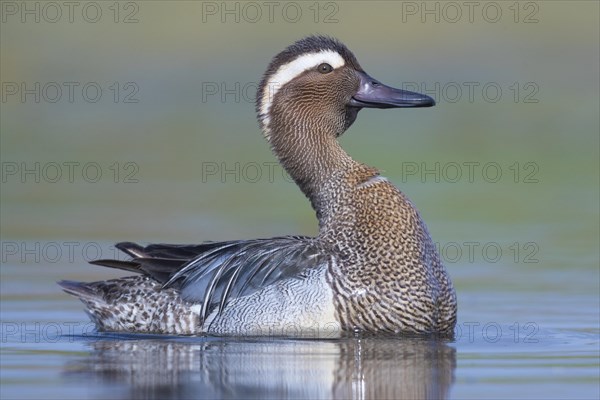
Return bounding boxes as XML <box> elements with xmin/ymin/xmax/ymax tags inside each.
<box><xmin>58</xmin><ymin>276</ymin><xmax>201</xmax><ymax>334</ymax></box>
<box><xmin>58</xmin><ymin>280</ymin><xmax>105</xmax><ymax>304</ymax></box>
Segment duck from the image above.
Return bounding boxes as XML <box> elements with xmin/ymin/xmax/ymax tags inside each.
<box><xmin>59</xmin><ymin>35</ymin><xmax>457</xmax><ymax>337</ymax></box>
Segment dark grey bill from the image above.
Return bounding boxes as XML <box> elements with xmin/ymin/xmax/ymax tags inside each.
<box><xmin>349</xmin><ymin>71</ymin><xmax>435</xmax><ymax>108</ymax></box>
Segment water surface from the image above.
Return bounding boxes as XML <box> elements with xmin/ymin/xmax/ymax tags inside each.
<box><xmin>1</xmin><ymin>1</ymin><xmax>599</xmax><ymax>399</ymax></box>
<box><xmin>1</xmin><ymin>257</ymin><xmax>598</xmax><ymax>399</ymax></box>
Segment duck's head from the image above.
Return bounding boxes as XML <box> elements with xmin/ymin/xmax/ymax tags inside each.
<box><xmin>256</xmin><ymin>35</ymin><xmax>435</xmax><ymax>140</ymax></box>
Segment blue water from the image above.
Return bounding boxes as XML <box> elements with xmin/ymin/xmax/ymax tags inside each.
<box><xmin>1</xmin><ymin>258</ymin><xmax>598</xmax><ymax>400</ymax></box>
<box><xmin>2</xmin><ymin>1</ymin><xmax>599</xmax><ymax>398</ymax></box>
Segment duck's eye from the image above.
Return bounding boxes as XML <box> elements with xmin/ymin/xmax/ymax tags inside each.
<box><xmin>317</xmin><ymin>63</ymin><xmax>333</xmax><ymax>74</ymax></box>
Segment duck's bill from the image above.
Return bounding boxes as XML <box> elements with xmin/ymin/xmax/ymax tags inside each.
<box><xmin>349</xmin><ymin>71</ymin><xmax>435</xmax><ymax>108</ymax></box>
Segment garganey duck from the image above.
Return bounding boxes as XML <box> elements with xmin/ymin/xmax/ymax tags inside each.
<box><xmin>59</xmin><ymin>35</ymin><xmax>457</xmax><ymax>337</ymax></box>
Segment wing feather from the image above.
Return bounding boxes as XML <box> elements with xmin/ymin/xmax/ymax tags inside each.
<box><xmin>90</xmin><ymin>236</ymin><xmax>329</xmax><ymax>323</ymax></box>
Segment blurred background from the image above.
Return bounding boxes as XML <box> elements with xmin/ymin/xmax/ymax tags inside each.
<box><xmin>2</xmin><ymin>0</ymin><xmax>598</xmax><ymax>284</ymax></box>
<box><xmin>1</xmin><ymin>1</ymin><xmax>599</xmax><ymax>399</ymax></box>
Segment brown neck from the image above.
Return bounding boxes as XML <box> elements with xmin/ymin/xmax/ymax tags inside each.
<box><xmin>268</xmin><ymin>123</ymin><xmax>356</xmax><ymax>218</ymax></box>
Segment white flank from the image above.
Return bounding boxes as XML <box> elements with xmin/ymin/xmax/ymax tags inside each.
<box><xmin>190</xmin><ymin>304</ymin><xmax>202</xmax><ymax>315</ymax></box>
<box><xmin>260</xmin><ymin>50</ymin><xmax>345</xmax><ymax>131</ymax></box>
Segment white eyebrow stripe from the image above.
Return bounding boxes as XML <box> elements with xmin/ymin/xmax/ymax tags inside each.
<box><xmin>260</xmin><ymin>50</ymin><xmax>345</xmax><ymax>130</ymax></box>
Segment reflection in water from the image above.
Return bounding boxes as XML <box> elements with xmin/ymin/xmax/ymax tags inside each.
<box><xmin>65</xmin><ymin>335</ymin><xmax>456</xmax><ymax>399</ymax></box>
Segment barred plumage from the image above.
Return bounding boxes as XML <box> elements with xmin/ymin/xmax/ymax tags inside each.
<box><xmin>60</xmin><ymin>35</ymin><xmax>456</xmax><ymax>336</ymax></box>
